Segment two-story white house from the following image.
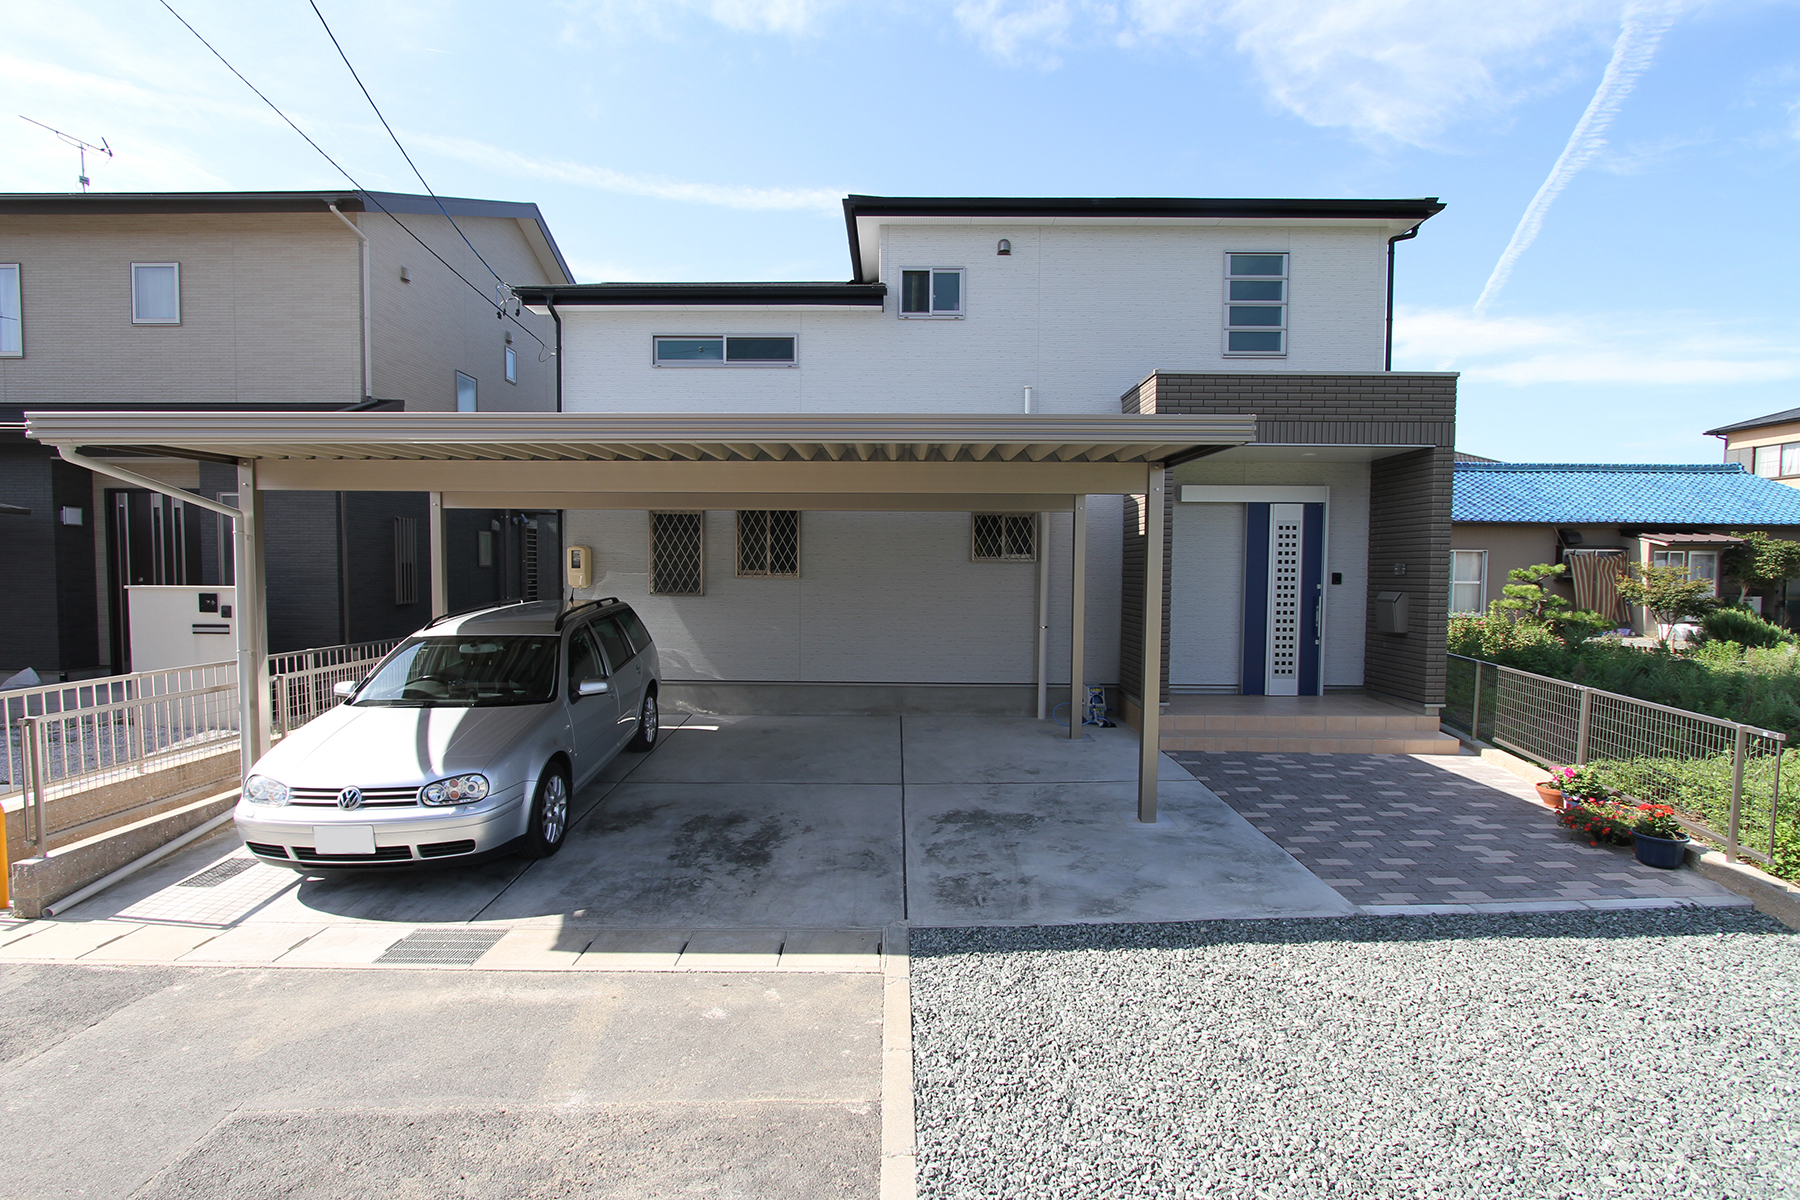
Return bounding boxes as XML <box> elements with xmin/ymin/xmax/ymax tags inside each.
<box><xmin>511</xmin><ymin>196</ymin><xmax>1456</xmax><ymax>725</ymax></box>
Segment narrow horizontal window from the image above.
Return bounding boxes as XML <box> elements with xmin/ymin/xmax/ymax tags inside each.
<box><xmin>736</xmin><ymin>510</ymin><xmax>799</xmax><ymax>577</ymax></box>
<box><xmin>899</xmin><ymin>269</ymin><xmax>963</xmax><ymax>317</ymax></box>
<box><xmin>649</xmin><ymin>511</ymin><xmax>705</xmax><ymax>595</ymax></box>
<box><xmin>1224</xmin><ymin>252</ymin><xmax>1286</xmax><ymax>357</ymax></box>
<box><xmin>653</xmin><ymin>335</ymin><xmax>796</xmax><ymax>366</ymax></box>
<box><xmin>132</xmin><ymin>263</ymin><xmax>180</xmax><ymax>324</ymax></box>
<box><xmin>0</xmin><ymin>264</ymin><xmax>19</xmax><ymax>356</ymax></box>
<box><xmin>972</xmin><ymin>513</ymin><xmax>1036</xmax><ymax>562</ymax></box>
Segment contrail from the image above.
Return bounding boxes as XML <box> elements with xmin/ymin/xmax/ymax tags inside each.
<box><xmin>1474</xmin><ymin>1</ymin><xmax>1681</xmax><ymax>315</ymax></box>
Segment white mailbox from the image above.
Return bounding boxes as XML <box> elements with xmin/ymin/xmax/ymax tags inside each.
<box><xmin>125</xmin><ymin>585</ymin><xmax>237</xmax><ymax>671</ymax></box>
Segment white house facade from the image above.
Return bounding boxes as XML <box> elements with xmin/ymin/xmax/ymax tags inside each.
<box><xmin>515</xmin><ymin>196</ymin><xmax>1457</xmax><ymax>718</ymax></box>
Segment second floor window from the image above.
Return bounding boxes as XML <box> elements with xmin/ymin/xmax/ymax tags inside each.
<box><xmin>505</xmin><ymin>345</ymin><xmax>518</xmax><ymax>384</ymax></box>
<box><xmin>653</xmin><ymin>335</ymin><xmax>796</xmax><ymax>366</ymax></box>
<box><xmin>899</xmin><ymin>268</ymin><xmax>963</xmax><ymax>317</ymax></box>
<box><xmin>0</xmin><ymin>264</ymin><xmax>19</xmax><ymax>356</ymax></box>
<box><xmin>1224</xmin><ymin>252</ymin><xmax>1286</xmax><ymax>355</ymax></box>
<box><xmin>456</xmin><ymin>371</ymin><xmax>478</xmax><ymax>412</ymax></box>
<box><xmin>132</xmin><ymin>263</ymin><xmax>180</xmax><ymax>325</ymax></box>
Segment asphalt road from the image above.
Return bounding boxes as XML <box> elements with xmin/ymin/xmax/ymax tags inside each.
<box><xmin>0</xmin><ymin>963</ymin><xmax>881</xmax><ymax>1199</ymax></box>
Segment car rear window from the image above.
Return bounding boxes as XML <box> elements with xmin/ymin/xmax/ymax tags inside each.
<box><xmin>589</xmin><ymin>617</ymin><xmax>633</xmax><ymax>672</ymax></box>
<box><xmin>352</xmin><ymin>636</ymin><xmax>558</xmax><ymax>707</ymax></box>
<box><xmin>617</xmin><ymin>609</ymin><xmax>652</xmax><ymax>654</ymax></box>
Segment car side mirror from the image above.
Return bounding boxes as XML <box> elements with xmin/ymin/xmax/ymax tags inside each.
<box><xmin>333</xmin><ymin>680</ymin><xmax>358</xmax><ymax>698</ymax></box>
<box><xmin>577</xmin><ymin>677</ymin><xmax>610</xmax><ymax>697</ymax></box>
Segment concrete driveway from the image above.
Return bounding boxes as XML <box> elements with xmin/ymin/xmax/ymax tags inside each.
<box><xmin>9</xmin><ymin>714</ymin><xmax>1346</xmax><ymax>967</ymax></box>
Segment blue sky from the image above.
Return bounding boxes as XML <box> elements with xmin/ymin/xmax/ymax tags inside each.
<box><xmin>5</xmin><ymin>0</ymin><xmax>1798</xmax><ymax>461</ymax></box>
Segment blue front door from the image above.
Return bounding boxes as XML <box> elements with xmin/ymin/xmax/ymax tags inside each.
<box><xmin>1241</xmin><ymin>502</ymin><xmax>1324</xmax><ymax>696</ymax></box>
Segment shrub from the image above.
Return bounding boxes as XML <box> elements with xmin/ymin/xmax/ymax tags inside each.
<box><xmin>1700</xmin><ymin>606</ymin><xmax>1795</xmax><ymax>649</ymax></box>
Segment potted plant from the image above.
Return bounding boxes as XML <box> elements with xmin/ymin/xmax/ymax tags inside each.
<box><xmin>1535</xmin><ymin>767</ymin><xmax>1570</xmax><ymax>808</ymax></box>
<box><xmin>1556</xmin><ymin>764</ymin><xmax>1613</xmax><ymax>811</ymax></box>
<box><xmin>1557</xmin><ymin>797</ymin><xmax>1636</xmax><ymax>847</ymax></box>
<box><xmin>1628</xmin><ymin>803</ymin><xmax>1691</xmax><ymax>869</ymax></box>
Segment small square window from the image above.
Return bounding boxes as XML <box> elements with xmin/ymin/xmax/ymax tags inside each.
<box><xmin>899</xmin><ymin>269</ymin><xmax>963</xmax><ymax>318</ymax></box>
<box><xmin>132</xmin><ymin>263</ymin><xmax>180</xmax><ymax>324</ymax></box>
<box><xmin>737</xmin><ymin>510</ymin><xmax>799</xmax><ymax>577</ymax></box>
<box><xmin>0</xmin><ymin>264</ymin><xmax>20</xmax><ymax>356</ymax></box>
<box><xmin>1224</xmin><ymin>252</ymin><xmax>1285</xmax><ymax>356</ymax></box>
<box><xmin>972</xmin><ymin>513</ymin><xmax>1036</xmax><ymax>562</ymax></box>
<box><xmin>456</xmin><ymin>371</ymin><xmax>477</xmax><ymax>412</ymax></box>
<box><xmin>504</xmin><ymin>345</ymin><xmax>517</xmax><ymax>384</ymax></box>
<box><xmin>649</xmin><ymin>511</ymin><xmax>705</xmax><ymax>595</ymax></box>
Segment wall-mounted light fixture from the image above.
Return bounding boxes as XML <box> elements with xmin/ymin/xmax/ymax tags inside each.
<box><xmin>996</xmin><ymin>239</ymin><xmax>1011</xmax><ymax>256</ymax></box>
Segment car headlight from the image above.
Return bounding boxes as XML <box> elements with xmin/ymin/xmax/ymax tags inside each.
<box><xmin>244</xmin><ymin>774</ymin><xmax>290</xmax><ymax>806</ymax></box>
<box><xmin>421</xmin><ymin>773</ymin><xmax>490</xmax><ymax>806</ymax></box>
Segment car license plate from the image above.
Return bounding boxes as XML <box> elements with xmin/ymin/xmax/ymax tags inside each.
<box><xmin>314</xmin><ymin>825</ymin><xmax>376</xmax><ymax>855</ymax></box>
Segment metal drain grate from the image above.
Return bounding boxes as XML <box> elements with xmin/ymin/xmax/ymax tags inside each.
<box><xmin>177</xmin><ymin>858</ymin><xmax>259</xmax><ymax>888</ymax></box>
<box><xmin>376</xmin><ymin>927</ymin><xmax>507</xmax><ymax>965</ymax></box>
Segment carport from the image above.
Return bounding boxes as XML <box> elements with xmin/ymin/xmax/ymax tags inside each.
<box><xmin>27</xmin><ymin>410</ymin><xmax>1256</xmax><ymax>822</ymax></box>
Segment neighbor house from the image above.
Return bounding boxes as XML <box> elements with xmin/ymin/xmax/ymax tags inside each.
<box><xmin>1706</xmin><ymin>407</ymin><xmax>1800</xmax><ymax>486</ymax></box>
<box><xmin>0</xmin><ymin>190</ymin><xmax>573</xmax><ymax>677</ymax></box>
<box><xmin>1450</xmin><ymin>460</ymin><xmax>1800</xmax><ymax>629</ymax></box>
<box><xmin>509</xmin><ymin>194</ymin><xmax>1457</xmax><ymax>719</ymax></box>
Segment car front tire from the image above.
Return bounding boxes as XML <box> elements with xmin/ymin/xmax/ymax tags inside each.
<box><xmin>524</xmin><ymin>762</ymin><xmax>570</xmax><ymax>858</ymax></box>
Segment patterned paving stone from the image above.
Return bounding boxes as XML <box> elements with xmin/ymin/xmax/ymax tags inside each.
<box><xmin>1171</xmin><ymin>750</ymin><xmax>1747</xmax><ymax>911</ymax></box>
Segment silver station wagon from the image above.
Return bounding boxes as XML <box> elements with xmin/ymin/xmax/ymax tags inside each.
<box><xmin>235</xmin><ymin>598</ymin><xmax>661</xmax><ymax>869</ymax></box>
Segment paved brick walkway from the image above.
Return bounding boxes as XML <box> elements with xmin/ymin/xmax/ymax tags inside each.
<box><xmin>1172</xmin><ymin>750</ymin><xmax>1748</xmax><ymax>913</ymax></box>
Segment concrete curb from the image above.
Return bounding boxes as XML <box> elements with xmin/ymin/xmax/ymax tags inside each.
<box><xmin>880</xmin><ymin>923</ymin><xmax>916</xmax><ymax>1200</ymax></box>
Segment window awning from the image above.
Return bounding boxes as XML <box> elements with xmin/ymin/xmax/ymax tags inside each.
<box><xmin>26</xmin><ymin>411</ymin><xmax>1256</xmax><ymax>508</ymax></box>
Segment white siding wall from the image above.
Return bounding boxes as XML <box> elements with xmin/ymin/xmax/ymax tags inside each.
<box><xmin>1167</xmin><ymin>459</ymin><xmax>1372</xmax><ymax>690</ymax></box>
<box><xmin>564</xmin><ymin>505</ymin><xmax>1117</xmax><ymax>685</ymax></box>
<box><xmin>557</xmin><ymin>219</ymin><xmax>1385</xmax><ymax>687</ymax></box>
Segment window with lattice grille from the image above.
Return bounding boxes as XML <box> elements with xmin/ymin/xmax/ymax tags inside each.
<box><xmin>737</xmin><ymin>510</ymin><xmax>799</xmax><ymax>577</ymax></box>
<box><xmin>971</xmin><ymin>513</ymin><xmax>1036</xmax><ymax>562</ymax></box>
<box><xmin>649</xmin><ymin>511</ymin><xmax>705</xmax><ymax>595</ymax></box>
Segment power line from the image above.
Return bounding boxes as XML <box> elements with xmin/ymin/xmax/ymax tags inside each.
<box><xmin>306</xmin><ymin>0</ymin><xmax>508</xmax><ymax>290</ymax></box>
<box><xmin>155</xmin><ymin>0</ymin><xmax>544</xmax><ymax>348</ymax></box>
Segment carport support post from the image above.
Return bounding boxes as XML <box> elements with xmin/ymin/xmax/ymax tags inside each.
<box><xmin>1035</xmin><ymin>511</ymin><xmax>1050</xmax><ymax>720</ymax></box>
<box><xmin>1138</xmin><ymin>466</ymin><xmax>1166</xmax><ymax>823</ymax></box>
<box><xmin>234</xmin><ymin>461</ymin><xmax>272</xmax><ymax>774</ymax></box>
<box><xmin>1069</xmin><ymin>495</ymin><xmax>1086</xmax><ymax>740</ymax></box>
<box><xmin>428</xmin><ymin>491</ymin><xmax>449</xmax><ymax>618</ymax></box>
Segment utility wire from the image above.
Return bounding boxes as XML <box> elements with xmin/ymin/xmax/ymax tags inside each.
<box><xmin>306</xmin><ymin>0</ymin><xmax>508</xmax><ymax>289</ymax></box>
<box><xmin>156</xmin><ymin>0</ymin><xmax>545</xmax><ymax>348</ymax></box>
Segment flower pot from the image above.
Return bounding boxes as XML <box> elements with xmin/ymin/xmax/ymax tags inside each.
<box><xmin>1534</xmin><ymin>783</ymin><xmax>1564</xmax><ymax>809</ymax></box>
<box><xmin>1633</xmin><ymin>831</ymin><xmax>1690</xmax><ymax>869</ymax></box>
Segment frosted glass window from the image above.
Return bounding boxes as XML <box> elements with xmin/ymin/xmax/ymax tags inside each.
<box><xmin>504</xmin><ymin>345</ymin><xmax>517</xmax><ymax>384</ymax></box>
<box><xmin>1754</xmin><ymin>445</ymin><xmax>1781</xmax><ymax>478</ymax></box>
<box><xmin>1224</xmin><ymin>252</ymin><xmax>1286</xmax><ymax>356</ymax></box>
<box><xmin>1781</xmin><ymin>443</ymin><xmax>1800</xmax><ymax>477</ymax></box>
<box><xmin>131</xmin><ymin>263</ymin><xmax>180</xmax><ymax>324</ymax></box>
<box><xmin>456</xmin><ymin>371</ymin><xmax>477</xmax><ymax>412</ymax></box>
<box><xmin>1449</xmin><ymin>550</ymin><xmax>1486</xmax><ymax>614</ymax></box>
<box><xmin>0</xmin><ymin>265</ymin><xmax>18</xmax><ymax>356</ymax></box>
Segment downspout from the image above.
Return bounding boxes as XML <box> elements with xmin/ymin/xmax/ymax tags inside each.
<box><xmin>1384</xmin><ymin>226</ymin><xmax>1420</xmax><ymax>372</ymax></box>
<box><xmin>547</xmin><ymin>297</ymin><xmax>563</xmax><ymax>413</ymax></box>
<box><xmin>327</xmin><ymin>203</ymin><xmax>373</xmax><ymax>400</ymax></box>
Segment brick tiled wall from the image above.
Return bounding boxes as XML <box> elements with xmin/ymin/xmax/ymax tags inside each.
<box><xmin>1120</xmin><ymin>371</ymin><xmax>1456</xmax><ymax>707</ymax></box>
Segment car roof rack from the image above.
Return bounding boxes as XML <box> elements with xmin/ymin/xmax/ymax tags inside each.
<box><xmin>423</xmin><ymin>599</ymin><xmax>535</xmax><ymax>630</ymax></box>
<box><xmin>554</xmin><ymin>597</ymin><xmax>621</xmax><ymax>631</ymax></box>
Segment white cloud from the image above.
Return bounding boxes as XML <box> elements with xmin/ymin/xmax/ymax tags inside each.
<box><xmin>570</xmin><ymin>0</ymin><xmax>840</xmax><ymax>37</ymax></box>
<box><xmin>410</xmin><ymin>133</ymin><xmax>843</xmax><ymax>212</ymax></box>
<box><xmin>951</xmin><ymin>0</ymin><xmax>1632</xmax><ymax>145</ymax></box>
<box><xmin>1393</xmin><ymin>305</ymin><xmax>1800</xmax><ymax>387</ymax></box>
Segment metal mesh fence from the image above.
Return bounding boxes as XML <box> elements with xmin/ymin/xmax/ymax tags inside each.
<box><xmin>1446</xmin><ymin>653</ymin><xmax>1789</xmax><ymax>867</ymax></box>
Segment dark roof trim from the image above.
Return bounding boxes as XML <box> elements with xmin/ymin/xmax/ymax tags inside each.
<box><xmin>514</xmin><ymin>282</ymin><xmax>887</xmax><ymax>307</ymax></box>
<box><xmin>1704</xmin><ymin>406</ymin><xmax>1800</xmax><ymax>436</ymax></box>
<box><xmin>843</xmin><ymin>194</ymin><xmax>1445</xmax><ymax>282</ymax></box>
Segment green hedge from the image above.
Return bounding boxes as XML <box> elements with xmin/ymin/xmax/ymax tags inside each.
<box><xmin>1586</xmin><ymin>753</ymin><xmax>1799</xmax><ymax>879</ymax></box>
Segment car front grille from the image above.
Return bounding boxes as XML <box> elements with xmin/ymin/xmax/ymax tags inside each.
<box><xmin>418</xmin><ymin>840</ymin><xmax>478</xmax><ymax>858</ymax></box>
<box><xmin>293</xmin><ymin>845</ymin><xmax>415</xmax><ymax>863</ymax></box>
<box><xmin>289</xmin><ymin>786</ymin><xmax>421</xmax><ymax>808</ymax></box>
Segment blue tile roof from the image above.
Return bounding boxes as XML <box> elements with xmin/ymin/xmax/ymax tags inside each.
<box><xmin>1453</xmin><ymin>462</ymin><xmax>1800</xmax><ymax>525</ymax></box>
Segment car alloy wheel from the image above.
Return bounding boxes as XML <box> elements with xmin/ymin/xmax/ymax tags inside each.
<box><xmin>629</xmin><ymin>692</ymin><xmax>659</xmax><ymax>751</ymax></box>
<box><xmin>541</xmin><ymin>770</ymin><xmax>568</xmax><ymax>844</ymax></box>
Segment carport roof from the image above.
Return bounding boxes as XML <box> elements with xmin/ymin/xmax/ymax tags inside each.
<box><xmin>25</xmin><ymin>410</ymin><xmax>1253</xmax><ymax>467</ymax></box>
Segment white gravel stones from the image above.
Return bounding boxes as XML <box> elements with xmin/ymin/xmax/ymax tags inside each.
<box><xmin>910</xmin><ymin>909</ymin><xmax>1799</xmax><ymax>1200</ymax></box>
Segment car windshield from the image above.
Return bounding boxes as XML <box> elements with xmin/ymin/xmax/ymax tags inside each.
<box><xmin>351</xmin><ymin>636</ymin><xmax>559</xmax><ymax>707</ymax></box>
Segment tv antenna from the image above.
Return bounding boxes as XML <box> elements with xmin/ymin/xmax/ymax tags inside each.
<box><xmin>20</xmin><ymin>116</ymin><xmax>113</xmax><ymax>191</ymax></box>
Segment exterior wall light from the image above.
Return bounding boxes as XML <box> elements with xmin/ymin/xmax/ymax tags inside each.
<box><xmin>996</xmin><ymin>239</ymin><xmax>1011</xmax><ymax>256</ymax></box>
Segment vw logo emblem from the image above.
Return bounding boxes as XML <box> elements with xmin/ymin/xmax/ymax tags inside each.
<box><xmin>336</xmin><ymin>787</ymin><xmax>363</xmax><ymax>811</ymax></box>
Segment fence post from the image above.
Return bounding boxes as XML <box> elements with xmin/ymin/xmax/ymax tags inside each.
<box><xmin>21</xmin><ymin>716</ymin><xmax>48</xmax><ymax>851</ymax></box>
<box><xmin>1470</xmin><ymin>661</ymin><xmax>1484</xmax><ymax>742</ymax></box>
<box><xmin>1574</xmin><ymin>687</ymin><xmax>1593</xmax><ymax>766</ymax></box>
<box><xmin>272</xmin><ymin>675</ymin><xmax>287</xmax><ymax>737</ymax></box>
<box><xmin>1769</xmin><ymin>737</ymin><xmax>1785</xmax><ymax>866</ymax></box>
<box><xmin>1727</xmin><ymin>725</ymin><xmax>1748</xmax><ymax>863</ymax></box>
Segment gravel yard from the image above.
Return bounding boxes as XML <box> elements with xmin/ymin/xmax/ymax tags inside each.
<box><xmin>911</xmin><ymin>909</ymin><xmax>1799</xmax><ymax>1200</ymax></box>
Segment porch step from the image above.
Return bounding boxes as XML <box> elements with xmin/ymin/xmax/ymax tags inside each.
<box><xmin>1160</xmin><ymin>730</ymin><xmax>1465</xmax><ymax>756</ymax></box>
